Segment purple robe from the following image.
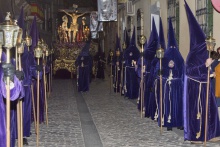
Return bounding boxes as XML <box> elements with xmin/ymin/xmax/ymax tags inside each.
<box><xmin>184</xmin><ymin>0</ymin><xmax>220</xmax><ymax>141</ymax></box>
<box><xmin>21</xmin><ymin>46</ymin><xmax>38</xmax><ymax>137</ymax></box>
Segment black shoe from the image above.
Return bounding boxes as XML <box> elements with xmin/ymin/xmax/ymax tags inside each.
<box><xmin>177</xmin><ymin>126</ymin><xmax>184</xmax><ymax>130</ymax></box>
<box><xmin>23</xmin><ymin>138</ymin><xmax>28</xmax><ymax>145</ymax></box>
<box><xmin>167</xmin><ymin>127</ymin><xmax>172</xmax><ymax>131</ymax></box>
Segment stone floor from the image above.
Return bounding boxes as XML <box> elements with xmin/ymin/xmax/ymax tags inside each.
<box><xmin>22</xmin><ymin>75</ymin><xmax>220</xmax><ymax>147</ymax></box>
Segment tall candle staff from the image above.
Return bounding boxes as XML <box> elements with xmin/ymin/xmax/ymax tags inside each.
<box><xmin>43</xmin><ymin>42</ymin><xmax>49</xmax><ymax>126</ymax></box>
<box><xmin>115</xmin><ymin>49</ymin><xmax>120</xmax><ymax>93</ymax></box>
<box><xmin>204</xmin><ymin>34</ymin><xmax>215</xmax><ymax>146</ymax></box>
<box><xmin>121</xmin><ymin>42</ymin><xmax>126</xmax><ymax>95</ymax></box>
<box><xmin>16</xmin><ymin>40</ymin><xmax>24</xmax><ymax>147</ymax></box>
<box><xmin>0</xmin><ymin>12</ymin><xmax>20</xmax><ymax>147</ymax></box>
<box><xmin>109</xmin><ymin>50</ymin><xmax>113</xmax><ymax>94</ymax></box>
<box><xmin>24</xmin><ymin>33</ymin><xmax>37</xmax><ymax>133</ymax></box>
<box><xmin>139</xmin><ymin>35</ymin><xmax>146</xmax><ymax>118</ymax></box>
<box><xmin>34</xmin><ymin>40</ymin><xmax>43</xmax><ymax>147</ymax></box>
<box><xmin>156</xmin><ymin>45</ymin><xmax>164</xmax><ymax>134</ymax></box>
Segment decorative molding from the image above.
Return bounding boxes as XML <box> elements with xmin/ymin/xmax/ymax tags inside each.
<box><xmin>127</xmin><ymin>0</ymin><xmax>135</xmax><ymax>16</ymax></box>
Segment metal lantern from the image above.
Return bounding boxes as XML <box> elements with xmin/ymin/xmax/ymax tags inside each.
<box><xmin>139</xmin><ymin>35</ymin><xmax>146</xmax><ymax>46</ymax></box>
<box><xmin>41</xmin><ymin>39</ymin><xmax>47</xmax><ymax>52</ymax></box>
<box><xmin>34</xmin><ymin>41</ymin><xmax>43</xmax><ymax>58</ymax></box>
<box><xmin>116</xmin><ymin>48</ymin><xmax>120</xmax><ymax>57</ymax></box>
<box><xmin>0</xmin><ymin>12</ymin><xmax>20</xmax><ymax>48</ymax></box>
<box><xmin>110</xmin><ymin>50</ymin><xmax>114</xmax><ymax>57</ymax></box>
<box><xmin>45</xmin><ymin>48</ymin><xmax>49</xmax><ymax>57</ymax></box>
<box><xmin>17</xmin><ymin>42</ymin><xmax>24</xmax><ymax>54</ymax></box>
<box><xmin>122</xmin><ymin>42</ymin><xmax>126</xmax><ymax>50</ymax></box>
<box><xmin>51</xmin><ymin>48</ymin><xmax>54</xmax><ymax>55</ymax></box>
<box><xmin>205</xmin><ymin>34</ymin><xmax>216</xmax><ymax>52</ymax></box>
<box><xmin>16</xmin><ymin>28</ymin><xmax>23</xmax><ymax>45</ymax></box>
<box><xmin>25</xmin><ymin>33</ymin><xmax>32</xmax><ymax>47</ymax></box>
<box><xmin>156</xmin><ymin>45</ymin><xmax>165</xmax><ymax>59</ymax></box>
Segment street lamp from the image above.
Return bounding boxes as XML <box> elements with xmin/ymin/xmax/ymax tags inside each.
<box><xmin>0</xmin><ymin>12</ymin><xmax>20</xmax><ymax>147</ymax></box>
<box><xmin>156</xmin><ymin>45</ymin><xmax>164</xmax><ymax>135</ymax></box>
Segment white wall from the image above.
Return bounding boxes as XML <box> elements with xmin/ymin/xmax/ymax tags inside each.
<box><xmin>118</xmin><ymin>0</ymin><xmax>220</xmax><ymax>61</ymax></box>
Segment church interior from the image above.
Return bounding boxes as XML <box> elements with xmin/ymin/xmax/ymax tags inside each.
<box><xmin>1</xmin><ymin>0</ymin><xmax>220</xmax><ymax>146</ymax></box>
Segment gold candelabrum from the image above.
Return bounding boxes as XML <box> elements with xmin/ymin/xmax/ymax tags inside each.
<box><xmin>139</xmin><ymin>35</ymin><xmax>146</xmax><ymax>118</ymax></box>
<box><xmin>0</xmin><ymin>12</ymin><xmax>20</xmax><ymax>147</ymax></box>
<box><xmin>204</xmin><ymin>33</ymin><xmax>216</xmax><ymax>146</ymax></box>
<box><xmin>34</xmin><ymin>40</ymin><xmax>43</xmax><ymax>147</ymax></box>
<box><xmin>156</xmin><ymin>45</ymin><xmax>165</xmax><ymax>135</ymax></box>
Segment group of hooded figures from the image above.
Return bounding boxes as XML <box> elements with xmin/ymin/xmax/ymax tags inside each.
<box><xmin>0</xmin><ymin>8</ymin><xmax>53</xmax><ymax>147</ymax></box>
<box><xmin>1</xmin><ymin>1</ymin><xmax>220</xmax><ymax>146</ymax></box>
<box><xmin>110</xmin><ymin>1</ymin><xmax>220</xmax><ymax>143</ymax></box>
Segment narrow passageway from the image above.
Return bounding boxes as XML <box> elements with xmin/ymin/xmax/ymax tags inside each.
<box><xmin>25</xmin><ymin>77</ymin><xmax>220</xmax><ymax>147</ymax></box>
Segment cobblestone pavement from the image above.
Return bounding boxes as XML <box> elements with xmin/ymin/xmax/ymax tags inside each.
<box><xmin>22</xmin><ymin>77</ymin><xmax>220</xmax><ymax>147</ymax></box>
<box><xmin>26</xmin><ymin>79</ymin><xmax>85</xmax><ymax>147</ymax></box>
<box><xmin>82</xmin><ymin>77</ymin><xmax>220</xmax><ymax>147</ymax></box>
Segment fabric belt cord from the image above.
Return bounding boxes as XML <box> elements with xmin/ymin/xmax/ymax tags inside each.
<box><xmin>187</xmin><ymin>76</ymin><xmax>207</xmax><ymax>139</ymax></box>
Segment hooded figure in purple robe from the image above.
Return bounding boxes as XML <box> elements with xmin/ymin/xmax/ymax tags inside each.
<box><xmin>184</xmin><ymin>0</ymin><xmax>220</xmax><ymax>141</ymax></box>
<box><xmin>154</xmin><ymin>18</ymin><xmax>184</xmax><ymax>130</ymax></box>
<box><xmin>121</xmin><ymin>28</ymin><xmax>130</xmax><ymax>95</ymax></box>
<box><xmin>0</xmin><ymin>53</ymin><xmax>6</xmax><ymax>147</ymax></box>
<box><xmin>140</xmin><ymin>18</ymin><xmax>159</xmax><ymax>117</ymax></box>
<box><xmin>124</xmin><ymin>27</ymin><xmax>140</xmax><ymax>99</ymax></box>
<box><xmin>29</xmin><ymin>16</ymin><xmax>44</xmax><ymax>124</ymax></box>
<box><xmin>112</xmin><ymin>34</ymin><xmax>123</xmax><ymax>93</ymax></box>
<box><xmin>75</xmin><ymin>40</ymin><xmax>93</xmax><ymax>92</ymax></box>
<box><xmin>94</xmin><ymin>44</ymin><xmax>105</xmax><ymax>79</ymax></box>
<box><xmin>19</xmin><ymin>14</ymin><xmax>39</xmax><ymax>144</ymax></box>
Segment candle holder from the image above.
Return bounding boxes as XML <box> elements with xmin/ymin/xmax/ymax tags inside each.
<box><xmin>0</xmin><ymin>12</ymin><xmax>20</xmax><ymax>147</ymax></box>
<box><xmin>204</xmin><ymin>33</ymin><xmax>215</xmax><ymax>145</ymax></box>
<box><xmin>139</xmin><ymin>35</ymin><xmax>146</xmax><ymax>118</ymax></box>
<box><xmin>156</xmin><ymin>45</ymin><xmax>164</xmax><ymax>135</ymax></box>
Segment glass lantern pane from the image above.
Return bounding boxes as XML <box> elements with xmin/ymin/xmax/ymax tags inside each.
<box><xmin>13</xmin><ymin>30</ymin><xmax>19</xmax><ymax>47</ymax></box>
<box><xmin>4</xmin><ymin>31</ymin><xmax>13</xmax><ymax>47</ymax></box>
<box><xmin>0</xmin><ymin>31</ymin><xmax>3</xmax><ymax>44</ymax></box>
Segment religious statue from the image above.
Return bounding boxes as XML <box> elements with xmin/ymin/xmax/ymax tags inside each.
<box><xmin>61</xmin><ymin>15</ymin><xmax>69</xmax><ymax>42</ymax></box>
<box><xmin>61</xmin><ymin>10</ymin><xmax>87</xmax><ymax>42</ymax></box>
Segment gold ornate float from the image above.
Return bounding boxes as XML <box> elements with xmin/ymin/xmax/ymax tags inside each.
<box><xmin>53</xmin><ymin>41</ymin><xmax>97</xmax><ymax>78</ymax></box>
